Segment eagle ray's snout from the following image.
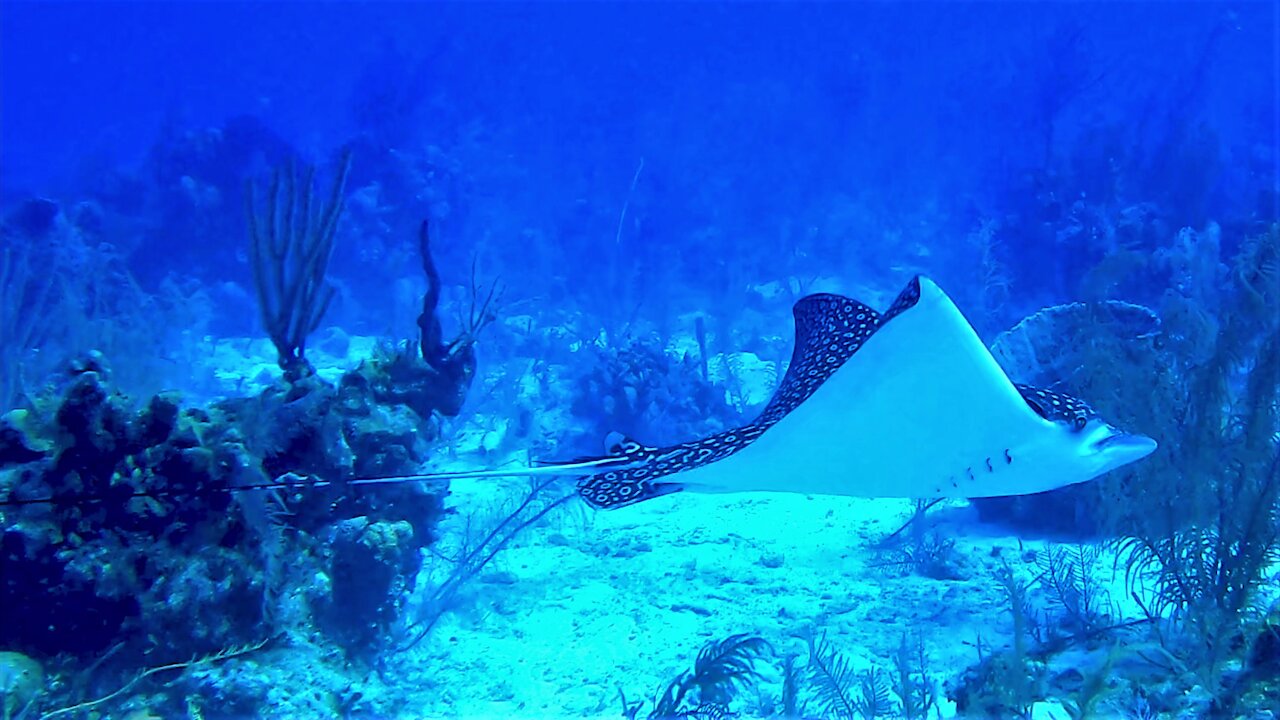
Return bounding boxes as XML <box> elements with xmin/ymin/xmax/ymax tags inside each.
<box><xmin>1093</xmin><ymin>429</ymin><xmax>1158</xmax><ymax>459</ymax></box>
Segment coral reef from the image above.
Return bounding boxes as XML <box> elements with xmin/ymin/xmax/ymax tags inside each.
<box><xmin>1</xmin><ymin>8</ymin><xmax>1273</xmax><ymax>714</ymax></box>
<box><xmin>571</xmin><ymin>332</ymin><xmax>738</xmax><ymax>448</ymax></box>
<box><xmin>0</xmin><ymin>354</ymin><xmax>263</xmax><ymax>659</ymax></box>
<box><xmin>317</xmin><ymin>517</ymin><xmax>420</xmax><ymax>660</ymax></box>
<box><xmin>1</xmin><ymin>200</ymin><xmax>217</xmax><ymax>414</ymax></box>
<box><xmin>0</xmin><ymin>339</ymin><xmax>472</xmax><ymax>712</ymax></box>
<box><xmin>0</xmin><ymin>195</ymin><xmax>496</xmax><ymax>713</ymax></box>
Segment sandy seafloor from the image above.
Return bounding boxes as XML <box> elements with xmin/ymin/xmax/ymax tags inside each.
<box><xmin>176</xmin><ymin>330</ymin><xmax>1231</xmax><ymax>720</ymax></box>
<box><xmin>412</xmin><ymin>483</ymin><xmax>1112</xmax><ymax>719</ymax></box>
<box><xmin>422</xmin><ymin>485</ymin><xmax>982</xmax><ymax>717</ymax></box>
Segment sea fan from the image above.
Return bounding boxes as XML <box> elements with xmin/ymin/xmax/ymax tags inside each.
<box><xmin>801</xmin><ymin>629</ymin><xmax>898</xmax><ymax>720</ymax></box>
<box><xmin>651</xmin><ymin>634</ymin><xmax>772</xmax><ymax>719</ymax></box>
<box><xmin>1036</xmin><ymin>543</ymin><xmax>1109</xmax><ymax>636</ymax></box>
<box><xmin>778</xmin><ymin>652</ymin><xmax>808</xmax><ymax>719</ymax></box>
<box><xmin>802</xmin><ymin>630</ymin><xmax>859</xmax><ymax>720</ymax></box>
<box><xmin>854</xmin><ymin>667</ymin><xmax>895</xmax><ymax>720</ymax></box>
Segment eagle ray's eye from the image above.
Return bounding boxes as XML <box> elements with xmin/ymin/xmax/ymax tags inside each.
<box><xmin>1025</xmin><ymin>398</ymin><xmax>1048</xmax><ymax>420</ymax></box>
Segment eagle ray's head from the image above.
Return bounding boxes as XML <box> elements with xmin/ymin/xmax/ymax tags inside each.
<box><xmin>1010</xmin><ymin>384</ymin><xmax>1158</xmax><ymax>494</ymax></box>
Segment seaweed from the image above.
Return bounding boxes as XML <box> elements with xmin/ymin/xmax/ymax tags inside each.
<box><xmin>952</xmin><ymin>561</ymin><xmax>1048</xmax><ymax>718</ymax></box>
<box><xmin>852</xmin><ymin>668</ymin><xmax>894</xmax><ymax>720</ymax></box>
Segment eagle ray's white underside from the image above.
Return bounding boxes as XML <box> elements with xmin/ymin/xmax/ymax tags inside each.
<box><xmin>674</xmin><ymin>278</ymin><xmax>1055</xmax><ymax>498</ymax></box>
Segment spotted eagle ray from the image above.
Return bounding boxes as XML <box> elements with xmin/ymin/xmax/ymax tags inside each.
<box><xmin>0</xmin><ymin>276</ymin><xmax>1157</xmax><ymax>510</ymax></box>
<box><xmin>359</xmin><ymin>275</ymin><xmax>1158</xmax><ymax>510</ymax></box>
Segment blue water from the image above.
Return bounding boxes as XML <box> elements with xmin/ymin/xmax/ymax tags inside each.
<box><xmin>1</xmin><ymin>3</ymin><xmax>1277</xmax><ymax>719</ymax></box>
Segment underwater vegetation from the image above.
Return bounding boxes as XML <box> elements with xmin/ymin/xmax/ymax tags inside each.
<box><xmin>0</xmin><ymin>200</ymin><xmax>215</xmax><ymax>415</ymax></box>
<box><xmin>621</xmin><ymin>634</ymin><xmax>772</xmax><ymax>720</ymax></box>
<box><xmin>1</xmin><ymin>125</ymin><xmax>1277</xmax><ymax>720</ymax></box>
<box><xmin>967</xmin><ymin>225</ymin><xmax>1280</xmax><ymax>717</ymax></box>
<box><xmin>617</xmin><ymin>630</ymin><xmax>941</xmax><ymax>720</ymax></box>
<box><xmin>2</xmin><ymin>152</ymin><xmax>1278</xmax><ymax>720</ymax></box>
<box><xmin>0</xmin><ymin>4</ymin><xmax>1277</xmax><ymax>717</ymax></box>
<box><xmin>571</xmin><ymin>332</ymin><xmax>740</xmax><ymax>448</ymax></box>
<box><xmin>245</xmin><ymin>148</ymin><xmax>352</xmax><ymax>384</ymax></box>
<box><xmin>0</xmin><ymin>151</ymin><xmax>517</xmax><ymax>717</ymax></box>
